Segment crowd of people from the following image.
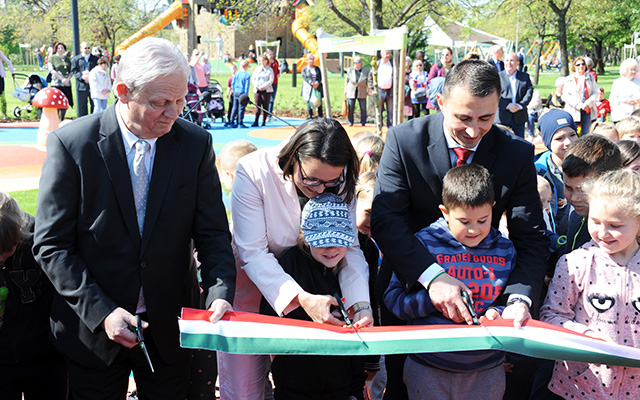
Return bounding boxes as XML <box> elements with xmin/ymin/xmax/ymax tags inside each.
<box><xmin>5</xmin><ymin>36</ymin><xmax>640</xmax><ymax>400</ymax></box>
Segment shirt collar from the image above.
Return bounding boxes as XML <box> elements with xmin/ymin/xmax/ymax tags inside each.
<box><xmin>116</xmin><ymin>102</ymin><xmax>158</xmax><ymax>154</ymax></box>
<box><xmin>443</xmin><ymin>128</ymin><xmax>481</xmax><ymax>151</ymax></box>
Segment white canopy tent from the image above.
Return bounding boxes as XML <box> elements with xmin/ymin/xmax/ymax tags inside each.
<box><xmin>424</xmin><ymin>16</ymin><xmax>510</xmax><ymax>61</ymax></box>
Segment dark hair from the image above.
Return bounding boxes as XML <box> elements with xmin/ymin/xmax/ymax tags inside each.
<box><xmin>442</xmin><ymin>59</ymin><xmax>500</xmax><ymax>99</ymax></box>
<box><xmin>618</xmin><ymin>140</ymin><xmax>640</xmax><ymax>168</ymax></box>
<box><xmin>443</xmin><ymin>47</ymin><xmax>453</xmax><ymax>55</ymax></box>
<box><xmin>442</xmin><ymin>164</ymin><xmax>494</xmax><ymax>210</ymax></box>
<box><xmin>0</xmin><ymin>192</ymin><xmax>26</xmax><ymax>254</ymax></box>
<box><xmin>278</xmin><ymin>118</ymin><xmax>359</xmax><ymax>203</ymax></box>
<box><xmin>562</xmin><ymin>135</ymin><xmax>622</xmax><ymax>178</ymax></box>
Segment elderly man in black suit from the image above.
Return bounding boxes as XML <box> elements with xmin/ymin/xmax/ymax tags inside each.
<box><xmin>495</xmin><ymin>52</ymin><xmax>534</xmax><ymax>138</ymax></box>
<box><xmin>371</xmin><ymin>59</ymin><xmax>548</xmax><ymax>400</ymax></box>
<box><xmin>33</xmin><ymin>37</ymin><xmax>236</xmax><ymax>400</ymax></box>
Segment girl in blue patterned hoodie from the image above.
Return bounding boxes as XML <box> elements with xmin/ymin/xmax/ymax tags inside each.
<box><xmin>384</xmin><ymin>164</ymin><xmax>517</xmax><ymax>400</ymax></box>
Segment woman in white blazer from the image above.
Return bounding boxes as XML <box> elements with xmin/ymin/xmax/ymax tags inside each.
<box><xmin>217</xmin><ymin>118</ymin><xmax>372</xmax><ymax>399</ymax></box>
<box><xmin>563</xmin><ymin>56</ymin><xmax>598</xmax><ymax>134</ymax></box>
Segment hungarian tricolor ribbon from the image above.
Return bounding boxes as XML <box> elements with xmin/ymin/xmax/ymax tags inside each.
<box><xmin>179</xmin><ymin>308</ymin><xmax>640</xmax><ymax>367</ymax></box>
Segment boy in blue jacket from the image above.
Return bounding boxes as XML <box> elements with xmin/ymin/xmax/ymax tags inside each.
<box><xmin>228</xmin><ymin>59</ymin><xmax>251</xmax><ymax>128</ymax></box>
<box><xmin>383</xmin><ymin>163</ymin><xmax>517</xmax><ymax>400</ymax></box>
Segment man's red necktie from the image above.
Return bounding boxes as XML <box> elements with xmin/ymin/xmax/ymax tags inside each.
<box><xmin>453</xmin><ymin>147</ymin><xmax>473</xmax><ymax>167</ymax></box>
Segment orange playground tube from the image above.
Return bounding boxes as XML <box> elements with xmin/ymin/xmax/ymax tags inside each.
<box><xmin>115</xmin><ymin>0</ymin><xmax>187</xmax><ymax>55</ymax></box>
<box><xmin>292</xmin><ymin>6</ymin><xmax>320</xmax><ymax>72</ymax></box>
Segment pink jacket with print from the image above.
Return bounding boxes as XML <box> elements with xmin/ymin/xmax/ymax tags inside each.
<box><xmin>540</xmin><ymin>240</ymin><xmax>640</xmax><ymax>399</ymax></box>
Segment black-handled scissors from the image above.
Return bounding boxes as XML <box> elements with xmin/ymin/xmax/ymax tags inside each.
<box><xmin>134</xmin><ymin>315</ymin><xmax>155</xmax><ymax>373</ymax></box>
<box><xmin>333</xmin><ymin>293</ymin><xmax>368</xmax><ymax>347</ymax></box>
<box><xmin>461</xmin><ymin>291</ymin><xmax>480</xmax><ymax>325</ymax></box>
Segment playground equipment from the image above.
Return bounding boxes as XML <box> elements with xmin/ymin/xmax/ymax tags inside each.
<box><xmin>526</xmin><ymin>40</ymin><xmax>563</xmax><ymax>71</ymax></box>
<box><xmin>114</xmin><ymin>0</ymin><xmax>190</xmax><ymax>55</ymax></box>
<box><xmin>623</xmin><ymin>32</ymin><xmax>640</xmax><ymax>60</ymax></box>
<box><xmin>291</xmin><ymin>1</ymin><xmax>320</xmax><ymax>72</ymax></box>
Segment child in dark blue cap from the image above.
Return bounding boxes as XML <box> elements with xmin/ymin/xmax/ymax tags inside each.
<box><xmin>534</xmin><ymin>108</ymin><xmax>579</xmax><ymax>239</ymax></box>
<box><xmin>260</xmin><ymin>192</ymin><xmax>367</xmax><ymax>400</ymax></box>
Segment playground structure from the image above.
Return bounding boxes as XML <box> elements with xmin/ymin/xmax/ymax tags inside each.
<box><xmin>623</xmin><ymin>32</ymin><xmax>640</xmax><ymax>60</ymax></box>
<box><xmin>291</xmin><ymin>2</ymin><xmax>321</xmax><ymax>71</ymax></box>
<box><xmin>525</xmin><ymin>40</ymin><xmax>570</xmax><ymax>71</ymax></box>
<box><xmin>115</xmin><ymin>0</ymin><xmax>191</xmax><ymax>55</ymax></box>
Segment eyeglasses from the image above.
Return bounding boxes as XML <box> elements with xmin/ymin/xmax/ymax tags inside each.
<box><xmin>575</xmin><ymin>63</ymin><xmax>585</xmax><ymax>67</ymax></box>
<box><xmin>354</xmin><ymin>61</ymin><xmax>361</xmax><ymax>64</ymax></box>
<box><xmin>298</xmin><ymin>161</ymin><xmax>344</xmax><ymax>188</ymax></box>
<box><xmin>416</xmin><ymin>64</ymin><xmax>423</xmax><ymax>67</ymax></box>
<box><xmin>84</xmin><ymin>47</ymin><xmax>91</xmax><ymax>49</ymax></box>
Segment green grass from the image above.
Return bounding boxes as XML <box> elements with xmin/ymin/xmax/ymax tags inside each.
<box><xmin>8</xmin><ymin>189</ymin><xmax>38</xmax><ymax>216</ymax></box>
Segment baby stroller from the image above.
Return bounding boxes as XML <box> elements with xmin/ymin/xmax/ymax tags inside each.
<box><xmin>12</xmin><ymin>73</ymin><xmax>47</xmax><ymax>119</ymax></box>
<box><xmin>206</xmin><ymin>79</ymin><xmax>225</xmax><ymax>124</ymax></box>
<box><xmin>181</xmin><ymin>83</ymin><xmax>210</xmax><ymax>128</ymax></box>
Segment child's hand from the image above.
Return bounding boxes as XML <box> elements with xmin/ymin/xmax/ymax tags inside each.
<box><xmin>352</xmin><ymin>307</ymin><xmax>373</xmax><ymax>328</ymax></box>
<box><xmin>482</xmin><ymin>308</ymin><xmax>501</xmax><ymax>321</ymax></box>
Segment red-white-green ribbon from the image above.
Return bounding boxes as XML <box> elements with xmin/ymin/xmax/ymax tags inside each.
<box><xmin>179</xmin><ymin>308</ymin><xmax>640</xmax><ymax>368</ymax></box>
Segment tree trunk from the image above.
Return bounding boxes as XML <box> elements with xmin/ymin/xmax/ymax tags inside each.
<box><xmin>594</xmin><ymin>39</ymin><xmax>604</xmax><ymax>75</ymax></box>
<box><xmin>556</xmin><ymin>12</ymin><xmax>570</xmax><ymax>76</ymax></box>
<box><xmin>534</xmin><ymin>37</ymin><xmax>544</xmax><ymax>85</ymax></box>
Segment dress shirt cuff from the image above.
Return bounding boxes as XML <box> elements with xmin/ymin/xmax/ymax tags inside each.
<box><xmin>418</xmin><ymin>263</ymin><xmax>446</xmax><ymax>290</ymax></box>
<box><xmin>507</xmin><ymin>294</ymin><xmax>532</xmax><ymax>308</ymax></box>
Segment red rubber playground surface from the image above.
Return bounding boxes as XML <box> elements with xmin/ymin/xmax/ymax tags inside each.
<box><xmin>0</xmin><ymin>119</ymin><xmax>387</xmax><ymax>193</ymax></box>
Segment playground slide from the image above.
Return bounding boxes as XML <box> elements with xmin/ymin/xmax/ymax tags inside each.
<box><xmin>114</xmin><ymin>0</ymin><xmax>187</xmax><ymax>55</ymax></box>
<box><xmin>291</xmin><ymin>5</ymin><xmax>320</xmax><ymax>72</ymax></box>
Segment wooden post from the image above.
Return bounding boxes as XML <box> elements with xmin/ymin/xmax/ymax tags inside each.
<box><xmin>318</xmin><ymin>52</ymin><xmax>332</xmax><ymax>117</ymax></box>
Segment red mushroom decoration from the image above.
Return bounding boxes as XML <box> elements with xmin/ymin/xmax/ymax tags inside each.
<box><xmin>32</xmin><ymin>87</ymin><xmax>69</xmax><ymax>147</ymax></box>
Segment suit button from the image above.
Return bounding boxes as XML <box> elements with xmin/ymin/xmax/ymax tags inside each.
<box><xmin>141</xmin><ymin>262</ymin><xmax>146</xmax><ymax>269</ymax></box>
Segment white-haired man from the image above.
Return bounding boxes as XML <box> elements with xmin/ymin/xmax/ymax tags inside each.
<box><xmin>34</xmin><ymin>37</ymin><xmax>236</xmax><ymax>399</ymax></box>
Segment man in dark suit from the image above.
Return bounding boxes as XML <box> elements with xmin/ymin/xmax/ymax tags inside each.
<box><xmin>489</xmin><ymin>44</ymin><xmax>504</xmax><ymax>72</ymax></box>
<box><xmin>33</xmin><ymin>37</ymin><xmax>236</xmax><ymax>400</ymax></box>
<box><xmin>371</xmin><ymin>59</ymin><xmax>548</xmax><ymax>400</ymax></box>
<box><xmin>495</xmin><ymin>52</ymin><xmax>534</xmax><ymax>138</ymax></box>
<box><xmin>70</xmin><ymin>41</ymin><xmax>99</xmax><ymax>117</ymax></box>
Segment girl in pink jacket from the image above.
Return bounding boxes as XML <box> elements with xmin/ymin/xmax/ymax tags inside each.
<box><xmin>541</xmin><ymin>169</ymin><xmax>640</xmax><ymax>399</ymax></box>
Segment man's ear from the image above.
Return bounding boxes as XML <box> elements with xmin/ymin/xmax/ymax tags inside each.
<box><xmin>115</xmin><ymin>82</ymin><xmax>130</xmax><ymax>103</ymax></box>
<box><xmin>439</xmin><ymin>204</ymin><xmax>449</xmax><ymax>222</ymax></box>
<box><xmin>436</xmin><ymin>93</ymin><xmax>445</xmax><ymax>111</ymax></box>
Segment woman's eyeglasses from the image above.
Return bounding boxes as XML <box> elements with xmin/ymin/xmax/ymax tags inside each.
<box><xmin>575</xmin><ymin>63</ymin><xmax>585</xmax><ymax>67</ymax></box>
<box><xmin>298</xmin><ymin>162</ymin><xmax>344</xmax><ymax>187</ymax></box>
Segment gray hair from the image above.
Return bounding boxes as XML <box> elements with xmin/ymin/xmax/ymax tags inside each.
<box><xmin>116</xmin><ymin>37</ymin><xmax>189</xmax><ymax>100</ymax></box>
<box><xmin>584</xmin><ymin>56</ymin><xmax>594</xmax><ymax>68</ymax></box>
<box><xmin>620</xmin><ymin>58</ymin><xmax>639</xmax><ymax>77</ymax></box>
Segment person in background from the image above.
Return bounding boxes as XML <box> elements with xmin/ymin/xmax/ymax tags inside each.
<box><xmin>588</xmin><ymin>121</ymin><xmax>618</xmax><ymax>141</ymax></box>
<box><xmin>225</xmin><ymin>63</ymin><xmax>238</xmax><ymax>126</ymax></box>
<box><xmin>228</xmin><ymin>59</ymin><xmax>251</xmax><ymax>129</ymax></box>
<box><xmin>547</xmin><ymin>77</ymin><xmax>566</xmax><ymax>109</ymax></box>
<box><xmin>609</xmin><ymin>58</ymin><xmax>640</xmax><ymax>123</ymax></box>
<box><xmin>0</xmin><ymin>48</ymin><xmax>15</xmax><ymax>120</ymax></box>
<box><xmin>427</xmin><ymin>47</ymin><xmax>454</xmax><ymax>112</ymax></box>
<box><xmin>267</xmin><ymin>50</ymin><xmax>280</xmax><ymax>122</ymax></box>
<box><xmin>517</xmin><ymin>47</ymin><xmax>526</xmax><ymax>71</ymax></box>
<box><xmin>344</xmin><ymin>55</ymin><xmax>370</xmax><ymax>127</ymax></box>
<box><xmin>202</xmin><ymin>55</ymin><xmax>211</xmax><ymax>86</ymax></box>
<box><xmin>585</xmin><ymin>56</ymin><xmax>597</xmax><ymax>82</ymax></box>
<box><xmin>301</xmin><ymin>53</ymin><xmax>323</xmax><ymax>119</ymax></box>
<box><xmin>526</xmin><ymin>88</ymin><xmax>543</xmax><ymax>141</ymax></box>
<box><xmin>71</xmin><ymin>41</ymin><xmax>99</xmax><ymax>116</ymax></box>
<box><xmin>355</xmin><ymin>134</ymin><xmax>385</xmax><ymax>174</ymax></box>
<box><xmin>377</xmin><ymin>50</ymin><xmax>394</xmax><ymax>127</ymax></box>
<box><xmin>110</xmin><ymin>54</ymin><xmax>121</xmax><ymax>83</ymax></box>
<box><xmin>190</xmin><ymin>49</ymin><xmax>208</xmax><ymax>94</ymax></box>
<box><xmin>251</xmin><ymin>54</ymin><xmax>274</xmax><ymax>127</ymax></box>
<box><xmin>563</xmin><ymin>57</ymin><xmax>598</xmax><ymax>134</ymax></box>
<box><xmin>616</xmin><ymin>115</ymin><xmax>640</xmax><ymax>141</ymax></box>
<box><xmin>618</xmin><ymin>139</ymin><xmax>640</xmax><ymax>173</ymax></box>
<box><xmin>89</xmin><ymin>57</ymin><xmax>112</xmax><ymax>113</ymax></box>
<box><xmin>0</xmin><ymin>192</ymin><xmax>68</xmax><ymax>400</ymax></box>
<box><xmin>596</xmin><ymin>86</ymin><xmax>611</xmax><ymax>122</ymax></box>
<box><xmin>409</xmin><ymin>59</ymin><xmax>429</xmax><ymax>118</ymax></box>
<box><xmin>488</xmin><ymin>45</ymin><xmax>504</xmax><ymax>72</ymax></box>
<box><xmin>495</xmin><ymin>52</ymin><xmax>534</xmax><ymax>138</ymax></box>
<box><xmin>48</xmin><ymin>42</ymin><xmax>74</xmax><ymax>120</ymax></box>
<box><xmin>403</xmin><ymin>56</ymin><xmax>414</xmax><ymax>121</ymax></box>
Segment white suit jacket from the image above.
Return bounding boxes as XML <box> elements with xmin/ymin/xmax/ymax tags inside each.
<box><xmin>231</xmin><ymin>139</ymin><xmax>370</xmax><ymax>315</ymax></box>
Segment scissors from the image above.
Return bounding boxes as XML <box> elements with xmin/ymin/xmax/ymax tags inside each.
<box><xmin>461</xmin><ymin>291</ymin><xmax>502</xmax><ymax>344</ymax></box>
<box><xmin>134</xmin><ymin>315</ymin><xmax>155</xmax><ymax>373</ymax></box>
<box><xmin>333</xmin><ymin>293</ymin><xmax>368</xmax><ymax>348</ymax></box>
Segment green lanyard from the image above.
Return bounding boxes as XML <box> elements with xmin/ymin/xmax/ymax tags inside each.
<box><xmin>571</xmin><ymin>217</ymin><xmax>586</xmax><ymax>252</ymax></box>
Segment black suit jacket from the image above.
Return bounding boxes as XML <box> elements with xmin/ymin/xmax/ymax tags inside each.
<box><xmin>33</xmin><ymin>105</ymin><xmax>236</xmax><ymax>368</ymax></box>
<box><xmin>70</xmin><ymin>53</ymin><xmax>99</xmax><ymax>91</ymax></box>
<box><xmin>496</xmin><ymin>70</ymin><xmax>534</xmax><ymax>126</ymax></box>
<box><xmin>490</xmin><ymin>58</ymin><xmax>504</xmax><ymax>72</ymax></box>
<box><xmin>371</xmin><ymin>113</ymin><xmax>548</xmax><ymax>310</ymax></box>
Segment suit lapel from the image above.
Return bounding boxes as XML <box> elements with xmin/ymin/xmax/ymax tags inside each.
<box><xmin>474</xmin><ymin>127</ymin><xmax>497</xmax><ymax>171</ymax></box>
<box><xmin>97</xmin><ymin>107</ymin><xmax>141</xmax><ymax>248</ymax></box>
<box><xmin>140</xmin><ymin>129</ymin><xmax>179</xmax><ymax>254</ymax></box>
<box><xmin>423</xmin><ymin>114</ymin><xmax>451</xmax><ymax>196</ymax></box>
